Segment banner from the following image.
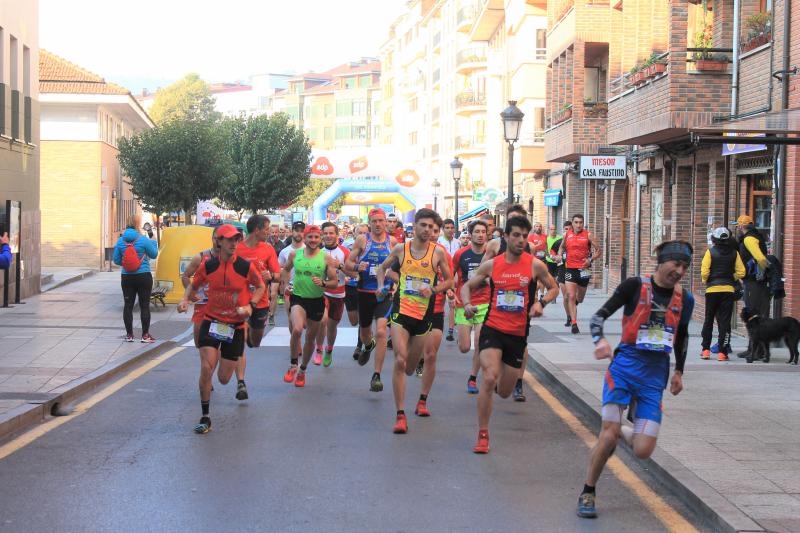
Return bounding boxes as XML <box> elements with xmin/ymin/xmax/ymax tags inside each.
<box><xmin>579</xmin><ymin>156</ymin><xmax>627</xmax><ymax>180</ymax></box>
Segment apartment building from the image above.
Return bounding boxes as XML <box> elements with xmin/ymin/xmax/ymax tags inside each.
<box><xmin>0</xmin><ymin>1</ymin><xmax>40</xmax><ymax>300</ymax></box>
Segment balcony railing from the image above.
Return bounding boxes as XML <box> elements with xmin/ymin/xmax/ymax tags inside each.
<box><xmin>554</xmin><ymin>0</ymin><xmax>574</xmax><ymax>24</ymax></box>
<box><xmin>455</xmin><ymin>91</ymin><xmax>487</xmax><ymax>108</ymax></box>
<box><xmin>456</xmin><ymin>47</ymin><xmax>487</xmax><ymax>67</ymax></box>
<box><xmin>455</xmin><ymin>135</ymin><xmax>486</xmax><ymax>150</ymax></box>
<box><xmin>534</xmin><ymin>48</ymin><xmax>546</xmax><ymax>61</ymax></box>
<box><xmin>520</xmin><ymin>131</ymin><xmax>545</xmax><ymax>145</ymax></box>
<box><xmin>610</xmin><ymin>52</ymin><xmax>670</xmax><ymax>98</ymax></box>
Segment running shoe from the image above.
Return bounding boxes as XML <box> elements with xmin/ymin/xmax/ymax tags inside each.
<box><xmin>295</xmin><ymin>371</ymin><xmax>306</xmax><ymax>388</ymax></box>
<box><xmin>283</xmin><ymin>364</ymin><xmax>298</xmax><ymax>383</ymax></box>
<box><xmin>277</xmin><ymin>296</ymin><xmax>285</xmax><ymax>305</ymax></box>
<box><xmin>473</xmin><ymin>430</ymin><xmax>489</xmax><ymax>454</ymax></box>
<box><xmin>268</xmin><ymin>314</ymin><xmax>276</xmax><ymax>327</ymax></box>
<box><xmin>415</xmin><ymin>359</ymin><xmax>424</xmax><ymax>378</ymax></box>
<box><xmin>358</xmin><ymin>339</ymin><xmax>375</xmax><ymax>366</ymax></box>
<box><xmin>513</xmin><ymin>381</ymin><xmax>526</xmax><ymax>402</ymax></box>
<box><xmin>236</xmin><ymin>381</ymin><xmax>248</xmax><ymax>401</ymax></box>
<box><xmin>415</xmin><ymin>400</ymin><xmax>430</xmax><ymax>417</ymax></box>
<box><xmin>700</xmin><ymin>349</ymin><xmax>711</xmax><ymax>360</ymax></box>
<box><xmin>124</xmin><ymin>334</ymin><xmax>135</xmax><ymax>342</ymax></box>
<box><xmin>141</xmin><ymin>333</ymin><xmax>156</xmax><ymax>343</ymax></box>
<box><xmin>571</xmin><ymin>323</ymin><xmax>580</xmax><ymax>334</ymax></box>
<box><xmin>194</xmin><ymin>416</ymin><xmax>212</xmax><ymax>434</ymax></box>
<box><xmin>313</xmin><ymin>348</ymin><xmax>323</xmax><ymax>366</ymax></box>
<box><xmin>393</xmin><ymin>413</ymin><xmax>408</xmax><ymax>434</ymax></box>
<box><xmin>323</xmin><ymin>350</ymin><xmax>333</xmax><ymax>367</ymax></box>
<box><xmin>717</xmin><ymin>352</ymin><xmax>729</xmax><ymax>361</ymax></box>
<box><xmin>467</xmin><ymin>378</ymin><xmax>479</xmax><ymax>394</ymax></box>
<box><xmin>446</xmin><ymin>329</ymin><xmax>455</xmax><ymax>342</ymax></box>
<box><xmin>352</xmin><ymin>346</ymin><xmax>362</xmax><ymax>361</ymax></box>
<box><xmin>370</xmin><ymin>373</ymin><xmax>383</xmax><ymax>392</ymax></box>
<box><xmin>564</xmin><ymin>316</ymin><xmax>572</xmax><ymax>327</ymax></box>
<box><xmin>576</xmin><ymin>492</ymin><xmax>597</xmax><ymax>518</ymax></box>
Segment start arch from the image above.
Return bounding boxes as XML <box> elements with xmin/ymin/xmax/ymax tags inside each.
<box><xmin>311</xmin><ymin>179</ymin><xmax>417</xmax><ymax>223</ymax></box>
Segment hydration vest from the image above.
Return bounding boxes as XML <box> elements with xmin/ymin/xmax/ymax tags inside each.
<box><xmin>620</xmin><ymin>276</ymin><xmax>683</xmax><ymax>354</ymax></box>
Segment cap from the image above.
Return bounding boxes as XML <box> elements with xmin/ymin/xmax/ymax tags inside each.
<box><xmin>736</xmin><ymin>214</ymin><xmax>754</xmax><ymax>226</ymax></box>
<box><xmin>303</xmin><ymin>224</ymin><xmax>321</xmax><ymax>236</ymax></box>
<box><xmin>387</xmin><ymin>212</ymin><xmax>397</xmax><ymax>220</ymax></box>
<box><xmin>216</xmin><ymin>224</ymin><xmax>242</xmax><ymax>239</ymax></box>
<box><xmin>292</xmin><ymin>221</ymin><xmax>306</xmax><ymax>231</ymax></box>
<box><xmin>460</xmin><ymin>231</ymin><xmax>470</xmax><ymax>238</ymax></box>
<box><xmin>368</xmin><ymin>208</ymin><xmax>386</xmax><ymax>219</ymax></box>
<box><xmin>712</xmin><ymin>227</ymin><xmax>731</xmax><ymax>241</ymax></box>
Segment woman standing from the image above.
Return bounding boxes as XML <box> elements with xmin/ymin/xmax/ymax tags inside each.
<box><xmin>113</xmin><ymin>215</ymin><xmax>159</xmax><ymax>342</ymax></box>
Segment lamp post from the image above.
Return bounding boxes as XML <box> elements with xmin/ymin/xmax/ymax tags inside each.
<box><xmin>432</xmin><ymin>178</ymin><xmax>441</xmax><ymax>212</ymax></box>
<box><xmin>450</xmin><ymin>157</ymin><xmax>463</xmax><ymax>229</ymax></box>
<box><xmin>500</xmin><ymin>100</ymin><xmax>524</xmax><ymax>207</ymax></box>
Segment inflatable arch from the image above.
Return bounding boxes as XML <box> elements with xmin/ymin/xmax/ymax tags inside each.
<box><xmin>311</xmin><ymin>179</ymin><xmax>417</xmax><ymax>223</ymax></box>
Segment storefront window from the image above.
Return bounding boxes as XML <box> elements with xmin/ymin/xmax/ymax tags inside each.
<box><xmin>749</xmin><ymin>174</ymin><xmax>773</xmax><ymax>245</ymax></box>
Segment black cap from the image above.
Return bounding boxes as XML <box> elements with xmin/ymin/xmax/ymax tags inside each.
<box><xmin>292</xmin><ymin>221</ymin><xmax>306</xmax><ymax>231</ymax></box>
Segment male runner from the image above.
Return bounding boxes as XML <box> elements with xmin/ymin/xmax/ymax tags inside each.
<box><xmin>344</xmin><ymin>208</ymin><xmax>397</xmax><ymax>392</ymax></box>
<box><xmin>558</xmin><ymin>220</ymin><xmax>572</xmax><ymax>324</ymax></box>
<box><xmin>234</xmin><ymin>214</ymin><xmax>281</xmax><ymax>400</ymax></box>
<box><xmin>177</xmin><ymin>224</ymin><xmax>265</xmax><ymax>434</ymax></box>
<box><xmin>461</xmin><ymin>216</ymin><xmax>558</xmax><ymax>453</ymax></box>
<box><xmin>452</xmin><ymin>220</ymin><xmax>489</xmax><ymax>394</ymax></box>
<box><xmin>544</xmin><ymin>224</ymin><xmax>563</xmax><ymax>288</ymax></box>
<box><xmin>280</xmin><ymin>225</ymin><xmax>338</xmax><ymax>387</ymax></box>
<box><xmin>345</xmin><ymin>223</ymin><xmax>368</xmax><ymax>361</ymax></box>
<box><xmin>181</xmin><ymin>226</ymin><xmax>219</xmax><ymax>348</ymax></box>
<box><xmin>278</xmin><ymin>221</ymin><xmax>305</xmax><ymax>320</ymax></box>
<box><xmin>438</xmin><ymin>218</ymin><xmax>460</xmax><ymax>341</ymax></box>
<box><xmin>577</xmin><ymin>241</ymin><xmax>694</xmax><ymax>518</ymax></box>
<box><xmin>313</xmin><ymin>221</ymin><xmax>350</xmax><ymax>367</ymax></box>
<box><xmin>267</xmin><ymin>223</ymin><xmax>287</xmax><ymax>326</ymax></box>
<box><xmin>558</xmin><ymin>214</ymin><xmax>600</xmax><ymax>334</ymax></box>
<box><xmin>376</xmin><ymin>208</ymin><xmax>452</xmax><ymax>434</ymax></box>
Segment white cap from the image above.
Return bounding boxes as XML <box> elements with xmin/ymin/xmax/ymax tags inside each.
<box><xmin>712</xmin><ymin>227</ymin><xmax>731</xmax><ymax>241</ymax></box>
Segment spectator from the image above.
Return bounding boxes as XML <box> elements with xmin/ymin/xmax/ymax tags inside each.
<box><xmin>736</xmin><ymin>214</ymin><xmax>771</xmax><ymax>358</ymax></box>
<box><xmin>392</xmin><ymin>219</ymin><xmax>406</xmax><ymax>243</ymax></box>
<box><xmin>459</xmin><ymin>230</ymin><xmax>470</xmax><ymax>248</ymax></box>
<box><xmin>700</xmin><ymin>227</ymin><xmax>745</xmax><ymax>361</ymax></box>
<box><xmin>0</xmin><ymin>232</ymin><xmax>11</xmax><ymax>269</ymax></box>
<box><xmin>284</xmin><ymin>221</ymin><xmax>305</xmax><ymax>248</ymax></box>
<box><xmin>438</xmin><ymin>218</ymin><xmax>460</xmax><ymax>256</ymax></box>
<box><xmin>268</xmin><ymin>224</ymin><xmax>286</xmax><ymax>255</ymax></box>
<box><xmin>113</xmin><ymin>215</ymin><xmax>159</xmax><ymax>343</ymax></box>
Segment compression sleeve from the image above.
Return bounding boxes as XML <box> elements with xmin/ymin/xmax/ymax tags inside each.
<box><xmin>589</xmin><ymin>277</ymin><xmax>642</xmax><ymax>343</ymax></box>
<box><xmin>672</xmin><ymin>291</ymin><xmax>695</xmax><ymax>373</ymax></box>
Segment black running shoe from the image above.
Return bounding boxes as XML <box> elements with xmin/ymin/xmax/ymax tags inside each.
<box><xmin>359</xmin><ymin>339</ymin><xmax>375</xmax><ymax>366</ymax></box>
<box><xmin>446</xmin><ymin>330</ymin><xmax>455</xmax><ymax>342</ymax></box>
<box><xmin>571</xmin><ymin>323</ymin><xmax>580</xmax><ymax>334</ymax></box>
<box><xmin>564</xmin><ymin>316</ymin><xmax>572</xmax><ymax>327</ymax></box>
<box><xmin>236</xmin><ymin>381</ymin><xmax>248</xmax><ymax>401</ymax></box>
<box><xmin>513</xmin><ymin>381</ymin><xmax>526</xmax><ymax>402</ymax></box>
<box><xmin>352</xmin><ymin>347</ymin><xmax>362</xmax><ymax>361</ymax></box>
<box><xmin>415</xmin><ymin>359</ymin><xmax>424</xmax><ymax>378</ymax></box>
<box><xmin>194</xmin><ymin>416</ymin><xmax>211</xmax><ymax>434</ymax></box>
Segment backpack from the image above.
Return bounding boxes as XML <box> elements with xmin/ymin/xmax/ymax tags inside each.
<box><xmin>121</xmin><ymin>237</ymin><xmax>145</xmax><ymax>272</ymax></box>
<box><xmin>767</xmin><ymin>255</ymin><xmax>785</xmax><ymax>299</ymax></box>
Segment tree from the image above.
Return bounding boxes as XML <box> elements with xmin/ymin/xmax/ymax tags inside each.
<box><xmin>219</xmin><ymin>113</ymin><xmax>312</xmax><ymax>215</ymax></box>
<box><xmin>290</xmin><ymin>178</ymin><xmax>344</xmax><ymax>213</ymax></box>
<box><xmin>148</xmin><ymin>73</ymin><xmax>220</xmax><ymax>125</ymax></box>
<box><xmin>118</xmin><ymin>119</ymin><xmax>231</xmax><ymax>240</ymax></box>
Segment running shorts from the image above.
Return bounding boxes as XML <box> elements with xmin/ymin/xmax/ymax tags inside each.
<box><xmin>344</xmin><ymin>285</ymin><xmax>359</xmax><ymax>313</ymax></box>
<box><xmin>546</xmin><ymin>261</ymin><xmax>559</xmax><ymax>279</ymax></box>
<box><xmin>198</xmin><ymin>320</ymin><xmax>245</xmax><ymax>361</ymax></box>
<box><xmin>325</xmin><ymin>295</ymin><xmax>345</xmax><ymax>322</ymax></box>
<box><xmin>455</xmin><ymin>304</ymin><xmax>489</xmax><ymax>326</ymax></box>
<box><xmin>430</xmin><ymin>311</ymin><xmax>445</xmax><ymax>332</ymax></box>
<box><xmin>557</xmin><ymin>265</ymin><xmax>565</xmax><ymax>285</ymax></box>
<box><xmin>391</xmin><ymin>311</ymin><xmax>431</xmax><ymax>337</ymax></box>
<box><xmin>192</xmin><ymin>303</ymin><xmax>207</xmax><ymax>325</ymax></box>
<box><xmin>248</xmin><ymin>306</ymin><xmax>269</xmax><ymax>330</ymax></box>
<box><xmin>602</xmin><ymin>350</ymin><xmax>669</xmax><ymax>424</ymax></box>
<box><xmin>290</xmin><ymin>294</ymin><xmax>325</xmax><ymax>322</ymax></box>
<box><xmin>357</xmin><ymin>291</ymin><xmax>392</xmax><ymax>328</ymax></box>
<box><xmin>565</xmin><ymin>267</ymin><xmax>591</xmax><ymax>287</ymax></box>
<box><xmin>478</xmin><ymin>324</ymin><xmax>526</xmax><ymax>369</ymax></box>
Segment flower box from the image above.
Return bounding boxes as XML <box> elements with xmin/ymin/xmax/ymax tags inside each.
<box><xmin>646</xmin><ymin>62</ymin><xmax>666</xmax><ymax>77</ymax></box>
<box><xmin>741</xmin><ymin>32</ymin><xmax>771</xmax><ymax>53</ymax></box>
<box><xmin>554</xmin><ymin>107</ymin><xmax>573</xmax><ymax>124</ymax></box>
<box><xmin>696</xmin><ymin>59</ymin><xmax>728</xmax><ymax>72</ymax></box>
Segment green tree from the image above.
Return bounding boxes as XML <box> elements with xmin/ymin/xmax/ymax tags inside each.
<box><xmin>118</xmin><ymin>119</ymin><xmax>230</xmax><ymax>240</ymax></box>
<box><xmin>290</xmin><ymin>178</ymin><xmax>344</xmax><ymax>213</ymax></box>
<box><xmin>149</xmin><ymin>73</ymin><xmax>220</xmax><ymax>125</ymax></box>
<box><xmin>220</xmin><ymin>113</ymin><xmax>312</xmax><ymax>215</ymax></box>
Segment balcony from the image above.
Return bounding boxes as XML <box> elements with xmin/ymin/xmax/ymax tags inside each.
<box><xmin>455</xmin><ymin>91</ymin><xmax>487</xmax><ymax>115</ymax></box>
<box><xmin>454</xmin><ymin>135</ymin><xmax>486</xmax><ymax>157</ymax></box>
<box><xmin>544</xmin><ymin>103</ymin><xmax>607</xmax><ymax>163</ymax></box>
<box><xmin>470</xmin><ymin>0</ymin><xmax>505</xmax><ymax>42</ymax></box>
<box><xmin>456</xmin><ymin>4</ymin><xmax>478</xmax><ymax>32</ymax></box>
<box><xmin>456</xmin><ymin>47</ymin><xmax>488</xmax><ymax>75</ymax></box>
<box><xmin>513</xmin><ymin>144</ymin><xmax>548</xmax><ymax>173</ymax></box>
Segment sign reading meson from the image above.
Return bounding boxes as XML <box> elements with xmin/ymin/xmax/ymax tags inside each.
<box><xmin>579</xmin><ymin>156</ymin><xmax>627</xmax><ymax>179</ymax></box>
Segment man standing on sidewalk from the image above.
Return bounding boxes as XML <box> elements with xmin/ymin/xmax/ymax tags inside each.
<box><xmin>736</xmin><ymin>214</ymin><xmax>771</xmax><ymax>359</ymax></box>
<box><xmin>576</xmin><ymin>240</ymin><xmax>694</xmax><ymax>519</ymax></box>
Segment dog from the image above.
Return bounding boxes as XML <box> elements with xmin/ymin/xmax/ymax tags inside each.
<box><xmin>740</xmin><ymin>307</ymin><xmax>800</xmax><ymax>364</ymax></box>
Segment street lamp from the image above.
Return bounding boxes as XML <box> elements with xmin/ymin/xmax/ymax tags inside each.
<box><xmin>432</xmin><ymin>178</ymin><xmax>441</xmax><ymax>212</ymax></box>
<box><xmin>450</xmin><ymin>157</ymin><xmax>463</xmax><ymax>228</ymax></box>
<box><xmin>500</xmin><ymin>100</ymin><xmax>524</xmax><ymax>206</ymax></box>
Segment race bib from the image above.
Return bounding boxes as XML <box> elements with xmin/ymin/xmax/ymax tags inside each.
<box><xmin>496</xmin><ymin>289</ymin><xmax>524</xmax><ymax>312</ymax></box>
<box><xmin>467</xmin><ymin>267</ymin><xmax>478</xmax><ymax>280</ymax></box>
<box><xmin>580</xmin><ymin>268</ymin><xmax>592</xmax><ymax>279</ymax></box>
<box><xmin>535</xmin><ymin>250</ymin><xmax>546</xmax><ymax>259</ymax></box>
<box><xmin>635</xmin><ymin>324</ymin><xmax>674</xmax><ymax>352</ymax></box>
<box><xmin>369</xmin><ymin>264</ymin><xmax>378</xmax><ymax>277</ymax></box>
<box><xmin>404</xmin><ymin>275</ymin><xmax>431</xmax><ymax>296</ymax></box>
<box><xmin>209</xmin><ymin>321</ymin><xmax>235</xmax><ymax>343</ymax></box>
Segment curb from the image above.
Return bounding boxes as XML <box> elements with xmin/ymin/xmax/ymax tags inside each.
<box><xmin>41</xmin><ymin>269</ymin><xmax>99</xmax><ymax>293</ymax></box>
<box><xmin>0</xmin><ymin>340</ymin><xmax>179</xmax><ymax>442</ymax></box>
<box><xmin>528</xmin><ymin>350</ymin><xmax>765</xmax><ymax>533</ymax></box>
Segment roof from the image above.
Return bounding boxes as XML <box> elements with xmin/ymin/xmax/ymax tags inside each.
<box><xmin>39</xmin><ymin>50</ymin><xmax>130</xmax><ymax>95</ymax></box>
<box><xmin>209</xmin><ymin>82</ymin><xmax>252</xmax><ymax>94</ymax></box>
<box><xmin>303</xmin><ymin>82</ymin><xmax>335</xmax><ymax>95</ymax></box>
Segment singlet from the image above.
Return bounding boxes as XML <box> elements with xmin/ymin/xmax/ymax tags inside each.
<box><xmin>564</xmin><ymin>229</ymin><xmax>591</xmax><ymax>268</ymax></box>
<box><xmin>292</xmin><ymin>248</ymin><xmax>327</xmax><ymax>299</ymax></box>
<box><xmin>484</xmin><ymin>253</ymin><xmax>536</xmax><ymax>337</ymax></box>
<box><xmin>528</xmin><ymin>232</ymin><xmax>548</xmax><ymax>261</ymax></box>
<box><xmin>545</xmin><ymin>235</ymin><xmax>562</xmax><ymax>264</ymax></box>
<box><xmin>235</xmin><ymin>240</ymin><xmax>280</xmax><ymax>308</ymax></box>
<box><xmin>323</xmin><ymin>244</ymin><xmax>350</xmax><ymax>298</ymax></box>
<box><xmin>344</xmin><ymin>239</ymin><xmax>359</xmax><ymax>288</ymax></box>
<box><xmin>192</xmin><ymin>255</ymin><xmax>264</xmax><ymax>326</ymax></box>
<box><xmin>194</xmin><ymin>249</ymin><xmax>214</xmax><ymax>305</ymax></box>
<box><xmin>452</xmin><ymin>246</ymin><xmax>489</xmax><ymax>307</ymax></box>
<box><xmin>279</xmin><ymin>243</ymin><xmax>303</xmax><ymax>285</ymax></box>
<box><xmin>433</xmin><ymin>243</ymin><xmax>453</xmax><ymax>314</ymax></box>
<box><xmin>395</xmin><ymin>241</ymin><xmax>437</xmax><ymax>320</ymax></box>
<box><xmin>358</xmin><ymin>233</ymin><xmax>392</xmax><ymax>292</ymax></box>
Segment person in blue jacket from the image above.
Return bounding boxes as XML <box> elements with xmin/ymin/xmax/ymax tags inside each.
<box><xmin>0</xmin><ymin>232</ymin><xmax>11</xmax><ymax>270</ymax></box>
<box><xmin>113</xmin><ymin>215</ymin><xmax>159</xmax><ymax>342</ymax></box>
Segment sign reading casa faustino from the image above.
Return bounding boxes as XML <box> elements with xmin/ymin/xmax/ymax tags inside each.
<box><xmin>579</xmin><ymin>156</ymin><xmax>627</xmax><ymax>180</ymax></box>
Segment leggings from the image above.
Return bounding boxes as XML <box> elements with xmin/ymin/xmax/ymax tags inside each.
<box><xmin>122</xmin><ymin>272</ymin><xmax>153</xmax><ymax>336</ymax></box>
<box><xmin>701</xmin><ymin>291</ymin><xmax>734</xmax><ymax>353</ymax></box>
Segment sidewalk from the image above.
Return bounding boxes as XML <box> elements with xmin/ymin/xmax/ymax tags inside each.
<box><xmin>529</xmin><ymin>289</ymin><xmax>798</xmax><ymax>533</ymax></box>
<box><xmin>0</xmin><ymin>272</ymin><xmax>190</xmax><ymax>420</ymax></box>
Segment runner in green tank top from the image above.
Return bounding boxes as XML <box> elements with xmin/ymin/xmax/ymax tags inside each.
<box><xmin>279</xmin><ymin>225</ymin><xmax>338</xmax><ymax>388</ymax></box>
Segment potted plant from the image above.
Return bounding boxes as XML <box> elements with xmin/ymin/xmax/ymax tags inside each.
<box><xmin>696</xmin><ymin>53</ymin><xmax>729</xmax><ymax>71</ymax></box>
<box><xmin>555</xmin><ymin>102</ymin><xmax>572</xmax><ymax>124</ymax></box>
<box><xmin>645</xmin><ymin>52</ymin><xmax>667</xmax><ymax>77</ymax></box>
<box><xmin>628</xmin><ymin>64</ymin><xmax>642</xmax><ymax>86</ymax></box>
<box><xmin>741</xmin><ymin>12</ymin><xmax>771</xmax><ymax>53</ymax></box>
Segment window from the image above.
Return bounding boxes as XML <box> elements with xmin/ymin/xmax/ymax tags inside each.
<box><xmin>535</xmin><ymin>29</ymin><xmax>547</xmax><ymax>60</ymax></box>
<box><xmin>22</xmin><ymin>44</ymin><xmax>30</xmax><ymax>142</ymax></box>
<box><xmin>409</xmin><ymin>131</ymin><xmax>418</xmax><ymax>145</ymax></box>
<box><xmin>748</xmin><ymin>173</ymin><xmax>773</xmax><ymax>245</ymax></box>
<box><xmin>760</xmin><ymin>0</ymin><xmax>772</xmax><ymax>12</ymax></box>
<box><xmin>324</xmin><ymin>103</ymin><xmax>333</xmax><ymax>117</ymax></box>
<box><xmin>359</xmin><ymin>75</ymin><xmax>371</xmax><ymax>88</ymax></box>
<box><xmin>335</xmin><ymin>125</ymin><xmax>350</xmax><ymax>140</ymax></box>
<box><xmin>532</xmin><ymin>107</ymin><xmax>545</xmax><ymax>142</ymax></box>
<box><xmin>584</xmin><ymin>67</ymin><xmax>600</xmax><ymax>103</ymax></box>
<box><xmin>10</xmin><ymin>35</ymin><xmax>18</xmax><ymax>139</ymax></box>
<box><xmin>352</xmin><ymin>100</ymin><xmax>367</xmax><ymax>116</ymax></box>
<box><xmin>336</xmin><ymin>100</ymin><xmax>352</xmax><ymax>116</ymax></box>
<box><xmin>345</xmin><ymin>77</ymin><xmax>356</xmax><ymax>89</ymax></box>
<box><xmin>351</xmin><ymin>125</ymin><xmax>367</xmax><ymax>140</ymax></box>
<box><xmin>324</xmin><ymin>127</ymin><xmax>332</xmax><ymax>141</ymax></box>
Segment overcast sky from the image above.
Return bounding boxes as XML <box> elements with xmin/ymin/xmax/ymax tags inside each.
<box><xmin>40</xmin><ymin>0</ymin><xmax>407</xmax><ymax>93</ymax></box>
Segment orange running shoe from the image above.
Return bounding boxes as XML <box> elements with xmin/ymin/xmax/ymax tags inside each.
<box><xmin>283</xmin><ymin>365</ymin><xmax>298</xmax><ymax>383</ymax></box>
<box><xmin>700</xmin><ymin>349</ymin><xmax>711</xmax><ymax>360</ymax></box>
<box><xmin>717</xmin><ymin>352</ymin><xmax>729</xmax><ymax>361</ymax></box>
<box><xmin>295</xmin><ymin>371</ymin><xmax>306</xmax><ymax>387</ymax></box>
<box><xmin>393</xmin><ymin>413</ymin><xmax>408</xmax><ymax>434</ymax></box>
<box><xmin>415</xmin><ymin>400</ymin><xmax>430</xmax><ymax>417</ymax></box>
<box><xmin>473</xmin><ymin>430</ymin><xmax>490</xmax><ymax>454</ymax></box>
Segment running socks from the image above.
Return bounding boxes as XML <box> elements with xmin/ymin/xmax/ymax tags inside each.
<box><xmin>300</xmin><ymin>364</ymin><xmax>308</xmax><ymax>371</ymax></box>
<box><xmin>201</xmin><ymin>400</ymin><xmax>210</xmax><ymax>416</ymax></box>
<box><xmin>291</xmin><ymin>357</ymin><xmax>299</xmax><ymax>365</ymax></box>
<box><xmin>419</xmin><ymin>394</ymin><xmax>427</xmax><ymax>402</ymax></box>
<box><xmin>397</xmin><ymin>409</ymin><xmax>405</xmax><ymax>416</ymax></box>
<box><xmin>326</xmin><ymin>345</ymin><xmax>334</xmax><ymax>353</ymax></box>
<box><xmin>469</xmin><ymin>374</ymin><xmax>477</xmax><ymax>382</ymax></box>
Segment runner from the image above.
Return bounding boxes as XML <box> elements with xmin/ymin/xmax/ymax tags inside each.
<box><xmin>267</xmin><ymin>223</ymin><xmax>287</xmax><ymax>326</ymax></box>
<box><xmin>279</xmin><ymin>225</ymin><xmax>338</xmax><ymax>387</ymax></box>
<box><xmin>181</xmin><ymin>226</ymin><xmax>219</xmax><ymax>348</ymax></box>
<box><xmin>528</xmin><ymin>222</ymin><xmax>548</xmax><ymax>299</ymax></box>
<box><xmin>544</xmin><ymin>224</ymin><xmax>563</xmax><ymax>297</ymax></box>
<box><xmin>375</xmin><ymin>208</ymin><xmax>452</xmax><ymax>434</ymax></box>
<box><xmin>177</xmin><ymin>224</ymin><xmax>266</xmax><ymax>434</ymax></box>
<box><xmin>344</xmin><ymin>208</ymin><xmax>397</xmax><ymax>392</ymax></box>
<box><xmin>558</xmin><ymin>214</ymin><xmax>600</xmax><ymax>334</ymax></box>
<box><xmin>345</xmin><ymin>223</ymin><xmax>368</xmax><ymax>361</ymax></box>
<box><xmin>452</xmin><ymin>220</ymin><xmax>489</xmax><ymax>394</ymax></box>
<box><xmin>313</xmin><ymin>222</ymin><xmax>350</xmax><ymax>367</ymax></box>
<box><xmin>577</xmin><ymin>241</ymin><xmax>694</xmax><ymax>518</ymax></box>
<box><xmin>278</xmin><ymin>221</ymin><xmax>305</xmax><ymax>321</ymax></box>
<box><xmin>558</xmin><ymin>220</ymin><xmax>572</xmax><ymax>325</ymax></box>
<box><xmin>461</xmin><ymin>216</ymin><xmax>558</xmax><ymax>453</ymax></box>
<box><xmin>438</xmin><ymin>218</ymin><xmax>460</xmax><ymax>342</ymax></box>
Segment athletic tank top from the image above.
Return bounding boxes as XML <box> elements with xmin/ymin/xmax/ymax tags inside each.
<box><xmin>396</xmin><ymin>241</ymin><xmax>437</xmax><ymax>319</ymax></box>
<box><xmin>292</xmin><ymin>248</ymin><xmax>327</xmax><ymax>299</ymax></box>
<box><xmin>528</xmin><ymin>233</ymin><xmax>547</xmax><ymax>260</ymax></box>
<box><xmin>344</xmin><ymin>240</ymin><xmax>359</xmax><ymax>288</ymax></box>
<box><xmin>433</xmin><ymin>243</ymin><xmax>452</xmax><ymax>314</ymax></box>
<box><xmin>194</xmin><ymin>249</ymin><xmax>214</xmax><ymax>304</ymax></box>
<box><xmin>323</xmin><ymin>244</ymin><xmax>349</xmax><ymax>298</ymax></box>
<box><xmin>565</xmin><ymin>229</ymin><xmax>591</xmax><ymax>268</ymax></box>
<box><xmin>358</xmin><ymin>233</ymin><xmax>392</xmax><ymax>292</ymax></box>
<box><xmin>485</xmin><ymin>253</ymin><xmax>535</xmax><ymax>336</ymax></box>
<box><xmin>452</xmin><ymin>246</ymin><xmax>489</xmax><ymax>307</ymax></box>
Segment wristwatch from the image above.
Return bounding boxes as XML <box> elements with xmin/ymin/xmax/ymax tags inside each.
<box><xmin>538</xmin><ymin>297</ymin><xmax>548</xmax><ymax>308</ymax></box>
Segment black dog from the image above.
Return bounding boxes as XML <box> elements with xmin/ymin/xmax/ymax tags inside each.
<box><xmin>740</xmin><ymin>308</ymin><xmax>800</xmax><ymax>364</ymax></box>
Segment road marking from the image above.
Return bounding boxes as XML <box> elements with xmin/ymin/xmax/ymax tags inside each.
<box><xmin>0</xmin><ymin>346</ymin><xmax>183</xmax><ymax>463</ymax></box>
<box><xmin>522</xmin><ymin>372</ymin><xmax>697</xmax><ymax>533</ymax></box>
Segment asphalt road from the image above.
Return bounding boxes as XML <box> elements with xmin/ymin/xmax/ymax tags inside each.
<box><xmin>0</xmin><ymin>314</ymin><xmax>709</xmax><ymax>532</ymax></box>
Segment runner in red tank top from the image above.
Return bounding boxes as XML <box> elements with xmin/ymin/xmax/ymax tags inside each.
<box><xmin>557</xmin><ymin>214</ymin><xmax>600</xmax><ymax>334</ymax></box>
<box><xmin>461</xmin><ymin>217</ymin><xmax>558</xmax><ymax>454</ymax></box>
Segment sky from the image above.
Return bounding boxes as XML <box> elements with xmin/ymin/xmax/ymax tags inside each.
<box><xmin>40</xmin><ymin>0</ymin><xmax>408</xmax><ymax>94</ymax></box>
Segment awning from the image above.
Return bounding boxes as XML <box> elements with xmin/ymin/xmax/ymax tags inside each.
<box><xmin>690</xmin><ymin>109</ymin><xmax>800</xmax><ymax>146</ymax></box>
<box><xmin>458</xmin><ymin>205</ymin><xmax>489</xmax><ymax>222</ymax></box>
<box><xmin>544</xmin><ymin>189</ymin><xmax>562</xmax><ymax>207</ymax></box>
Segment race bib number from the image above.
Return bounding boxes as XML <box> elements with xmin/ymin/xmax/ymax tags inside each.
<box><xmin>369</xmin><ymin>265</ymin><xmax>378</xmax><ymax>277</ymax></box>
<box><xmin>535</xmin><ymin>251</ymin><xmax>546</xmax><ymax>259</ymax></box>
<box><xmin>209</xmin><ymin>321</ymin><xmax>235</xmax><ymax>343</ymax></box>
<box><xmin>467</xmin><ymin>267</ymin><xmax>478</xmax><ymax>280</ymax></box>
<box><xmin>635</xmin><ymin>324</ymin><xmax>674</xmax><ymax>352</ymax></box>
<box><xmin>496</xmin><ymin>289</ymin><xmax>524</xmax><ymax>312</ymax></box>
<box><xmin>404</xmin><ymin>275</ymin><xmax>431</xmax><ymax>296</ymax></box>
<box><xmin>580</xmin><ymin>268</ymin><xmax>592</xmax><ymax>279</ymax></box>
